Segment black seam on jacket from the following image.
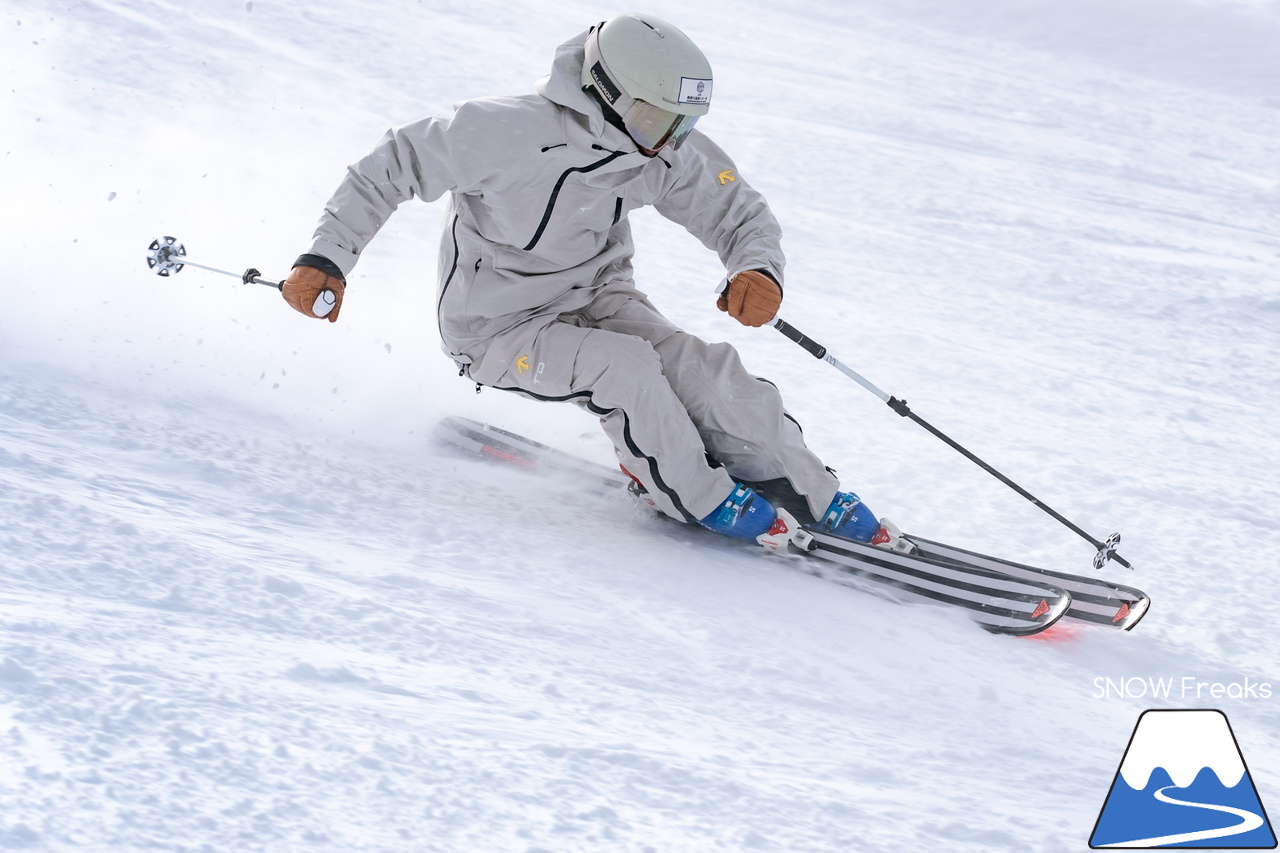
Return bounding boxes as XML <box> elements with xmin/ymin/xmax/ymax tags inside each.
<box><xmin>437</xmin><ymin>214</ymin><xmax>463</xmax><ymax>359</ymax></box>
<box><xmin>522</xmin><ymin>149</ymin><xmax>628</xmax><ymax>251</ymax></box>
<box><xmin>489</xmin><ymin>385</ymin><xmax>699</xmax><ymax>523</ymax></box>
<box><xmin>437</xmin><ymin>214</ymin><xmax>462</xmax><ymax>314</ymax></box>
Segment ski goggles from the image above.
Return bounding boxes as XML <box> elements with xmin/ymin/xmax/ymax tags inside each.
<box><xmin>620</xmin><ymin>100</ymin><xmax>700</xmax><ymax>153</ymax></box>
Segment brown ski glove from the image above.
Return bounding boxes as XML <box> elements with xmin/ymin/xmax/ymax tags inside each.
<box><xmin>716</xmin><ymin>269</ymin><xmax>782</xmax><ymax>327</ymax></box>
<box><xmin>282</xmin><ymin>254</ymin><xmax>345</xmax><ymax>323</ymax></box>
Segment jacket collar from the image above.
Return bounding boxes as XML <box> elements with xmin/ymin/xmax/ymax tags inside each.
<box><xmin>536</xmin><ymin>29</ymin><xmax>625</xmax><ymax>143</ymax></box>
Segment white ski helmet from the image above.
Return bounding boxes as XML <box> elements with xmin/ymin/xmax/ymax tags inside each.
<box><xmin>581</xmin><ymin>14</ymin><xmax>713</xmax><ymax>154</ymax></box>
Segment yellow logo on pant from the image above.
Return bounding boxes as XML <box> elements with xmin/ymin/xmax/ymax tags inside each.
<box><xmin>516</xmin><ymin>355</ymin><xmax>530</xmax><ymax>374</ymax></box>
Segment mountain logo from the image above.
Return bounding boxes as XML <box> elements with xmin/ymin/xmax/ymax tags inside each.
<box><xmin>1090</xmin><ymin>709</ymin><xmax>1276</xmax><ymax>848</ymax></box>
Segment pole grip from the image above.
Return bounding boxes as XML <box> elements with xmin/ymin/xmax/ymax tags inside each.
<box><xmin>246</xmin><ymin>267</ymin><xmax>334</xmax><ymax>316</ymax></box>
<box><xmin>773</xmin><ymin>319</ymin><xmax>826</xmax><ymax>359</ymax></box>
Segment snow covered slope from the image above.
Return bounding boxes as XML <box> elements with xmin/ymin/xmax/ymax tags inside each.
<box><xmin>3</xmin><ymin>0</ymin><xmax>1279</xmax><ymax>850</ymax></box>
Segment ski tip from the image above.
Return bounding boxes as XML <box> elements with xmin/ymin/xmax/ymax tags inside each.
<box><xmin>1113</xmin><ymin>595</ymin><xmax>1151</xmax><ymax>631</ymax></box>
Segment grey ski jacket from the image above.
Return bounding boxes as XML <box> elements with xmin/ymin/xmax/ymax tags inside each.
<box><xmin>307</xmin><ymin>28</ymin><xmax>786</xmax><ymax>385</ymax></box>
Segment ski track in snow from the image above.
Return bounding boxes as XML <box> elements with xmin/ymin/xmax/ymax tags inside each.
<box><xmin>3</xmin><ymin>0</ymin><xmax>1280</xmax><ymax>850</ymax></box>
<box><xmin>0</xmin><ymin>368</ymin><xmax>1120</xmax><ymax>851</ymax></box>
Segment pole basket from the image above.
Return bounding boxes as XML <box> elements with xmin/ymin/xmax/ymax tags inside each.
<box><xmin>147</xmin><ymin>236</ymin><xmax>186</xmax><ymax>276</ymax></box>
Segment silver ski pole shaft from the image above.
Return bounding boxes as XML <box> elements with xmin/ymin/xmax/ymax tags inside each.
<box><xmin>773</xmin><ymin>317</ymin><xmax>1129</xmax><ymax>570</ymax></box>
<box><xmin>145</xmin><ymin>236</ymin><xmax>336</xmax><ymax>317</ymax></box>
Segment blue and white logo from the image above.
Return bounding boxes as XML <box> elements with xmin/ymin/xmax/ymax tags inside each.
<box><xmin>1091</xmin><ymin>710</ymin><xmax>1276</xmax><ymax>848</ymax></box>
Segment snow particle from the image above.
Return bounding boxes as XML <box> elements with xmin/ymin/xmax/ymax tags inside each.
<box><xmin>384</xmin><ymin>343</ymin><xmax>392</xmax><ymax>353</ymax></box>
<box><xmin>245</xmin><ymin>1</ymin><xmax>253</xmax><ymax>11</ymax></box>
<box><xmin>107</xmin><ymin>191</ymin><xmax>116</xmax><ymax>201</ymax></box>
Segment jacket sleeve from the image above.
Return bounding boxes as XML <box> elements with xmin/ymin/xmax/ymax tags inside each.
<box><xmin>652</xmin><ymin>132</ymin><xmax>786</xmax><ymax>288</ymax></box>
<box><xmin>307</xmin><ymin>113</ymin><xmax>478</xmax><ymax>277</ymax></box>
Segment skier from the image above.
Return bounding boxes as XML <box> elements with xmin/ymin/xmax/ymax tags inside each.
<box><xmin>282</xmin><ymin>14</ymin><xmax>903</xmax><ymax>551</ymax></box>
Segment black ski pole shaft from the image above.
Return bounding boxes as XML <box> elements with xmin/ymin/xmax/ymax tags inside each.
<box><xmin>773</xmin><ymin>318</ymin><xmax>1130</xmax><ymax>569</ymax></box>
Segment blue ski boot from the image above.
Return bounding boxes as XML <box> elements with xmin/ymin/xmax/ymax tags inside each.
<box><xmin>815</xmin><ymin>491</ymin><xmax>882</xmax><ymax>542</ymax></box>
<box><xmin>814</xmin><ymin>492</ymin><xmax>915</xmax><ymax>553</ymax></box>
<box><xmin>700</xmin><ymin>483</ymin><xmax>797</xmax><ymax>550</ymax></box>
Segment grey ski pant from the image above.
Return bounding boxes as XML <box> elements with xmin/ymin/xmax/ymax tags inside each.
<box><xmin>481</xmin><ymin>296</ymin><xmax>839</xmax><ymax>524</ymax></box>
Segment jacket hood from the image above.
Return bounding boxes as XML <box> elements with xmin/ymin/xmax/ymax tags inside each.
<box><xmin>535</xmin><ymin>28</ymin><xmax>608</xmax><ymax>136</ymax></box>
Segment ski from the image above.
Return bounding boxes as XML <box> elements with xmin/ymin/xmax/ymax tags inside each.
<box><xmin>791</xmin><ymin>528</ymin><xmax>1071</xmax><ymax>636</ymax></box>
<box><xmin>434</xmin><ymin>416</ymin><xmax>626</xmax><ymax>491</ymax></box>
<box><xmin>904</xmin><ymin>536</ymin><xmax>1148</xmax><ymax>630</ymax></box>
<box><xmin>433</xmin><ymin>417</ymin><xmax>1149</xmax><ymax>635</ymax></box>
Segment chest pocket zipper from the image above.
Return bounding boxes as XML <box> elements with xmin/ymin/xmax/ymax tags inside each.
<box><xmin>523</xmin><ymin>148</ymin><xmax>628</xmax><ymax>251</ymax></box>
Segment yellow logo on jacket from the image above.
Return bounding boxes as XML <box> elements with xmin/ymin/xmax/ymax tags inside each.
<box><xmin>718</xmin><ymin>169</ymin><xmax>736</xmax><ymax>186</ymax></box>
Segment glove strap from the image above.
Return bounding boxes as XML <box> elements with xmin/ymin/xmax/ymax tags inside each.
<box><xmin>292</xmin><ymin>253</ymin><xmax>347</xmax><ymax>284</ymax></box>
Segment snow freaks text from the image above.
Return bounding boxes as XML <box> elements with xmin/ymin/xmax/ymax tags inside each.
<box><xmin>1093</xmin><ymin>677</ymin><xmax>1273</xmax><ymax>701</ymax></box>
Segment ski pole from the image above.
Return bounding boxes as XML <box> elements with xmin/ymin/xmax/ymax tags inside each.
<box><xmin>145</xmin><ymin>236</ymin><xmax>336</xmax><ymax>317</ymax></box>
<box><xmin>773</xmin><ymin>317</ymin><xmax>1129</xmax><ymax>570</ymax></box>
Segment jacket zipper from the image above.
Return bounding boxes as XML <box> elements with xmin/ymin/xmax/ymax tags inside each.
<box><xmin>522</xmin><ymin>146</ymin><xmax>627</xmax><ymax>251</ymax></box>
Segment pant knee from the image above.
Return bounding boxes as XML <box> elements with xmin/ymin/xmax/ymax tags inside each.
<box><xmin>574</xmin><ymin>332</ymin><xmax>667</xmax><ymax>402</ymax></box>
